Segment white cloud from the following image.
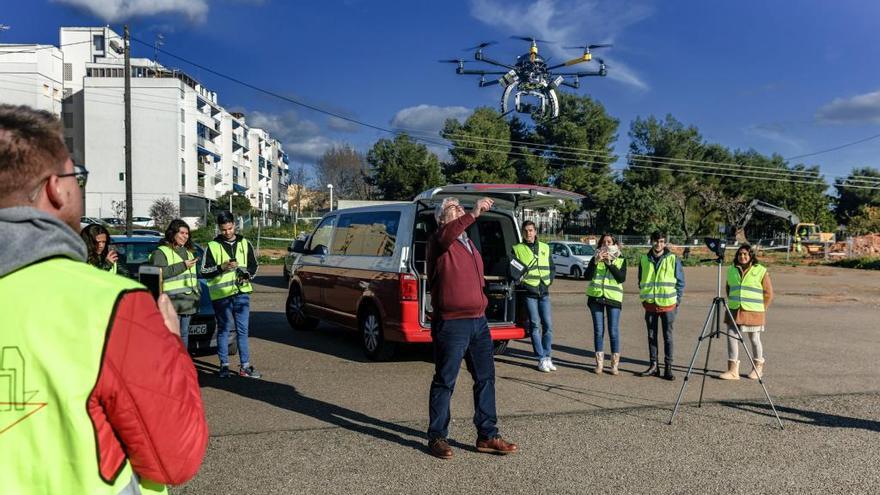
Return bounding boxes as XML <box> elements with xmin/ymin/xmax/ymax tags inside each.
<box><xmin>468</xmin><ymin>0</ymin><xmax>652</xmax><ymax>90</ymax></box>
<box><xmin>326</xmin><ymin>116</ymin><xmax>361</xmax><ymax>133</ymax></box>
<box><xmin>816</xmin><ymin>90</ymin><xmax>880</xmax><ymax>124</ymax></box>
<box><xmin>390</xmin><ymin>105</ymin><xmax>474</xmax><ymax>162</ymax></box>
<box><xmin>744</xmin><ymin>123</ymin><xmax>804</xmax><ymax>152</ymax></box>
<box><xmin>391</xmin><ymin>104</ymin><xmax>473</xmax><ymax>135</ymax></box>
<box><xmin>54</xmin><ymin>0</ymin><xmax>209</xmax><ymax>22</ymax></box>
<box><xmin>248</xmin><ymin>110</ymin><xmax>335</xmax><ymax>162</ymax></box>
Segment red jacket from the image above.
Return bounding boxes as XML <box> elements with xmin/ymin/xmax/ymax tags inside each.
<box><xmin>87</xmin><ymin>290</ymin><xmax>208</xmax><ymax>485</ymax></box>
<box><xmin>427</xmin><ymin>213</ymin><xmax>488</xmax><ymax>320</ymax></box>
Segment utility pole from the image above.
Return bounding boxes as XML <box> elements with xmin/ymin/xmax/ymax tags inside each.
<box><xmin>123</xmin><ymin>25</ymin><xmax>133</xmax><ymax>236</ymax></box>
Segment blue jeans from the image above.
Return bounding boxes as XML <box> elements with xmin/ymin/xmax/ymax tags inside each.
<box><xmin>588</xmin><ymin>301</ymin><xmax>621</xmax><ymax>354</ymax></box>
<box><xmin>525</xmin><ymin>295</ymin><xmax>553</xmax><ymax>360</ymax></box>
<box><xmin>645</xmin><ymin>309</ymin><xmax>677</xmax><ymax>364</ymax></box>
<box><xmin>179</xmin><ymin>314</ymin><xmax>192</xmax><ymax>349</ymax></box>
<box><xmin>428</xmin><ymin>316</ymin><xmax>498</xmax><ymax>441</ymax></box>
<box><xmin>213</xmin><ymin>293</ymin><xmax>251</xmax><ymax>367</ymax></box>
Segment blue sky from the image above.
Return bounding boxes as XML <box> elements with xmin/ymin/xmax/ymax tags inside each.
<box><xmin>3</xmin><ymin>0</ymin><xmax>880</xmax><ymax>185</ymax></box>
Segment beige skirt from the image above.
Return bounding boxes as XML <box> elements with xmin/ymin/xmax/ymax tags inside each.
<box><xmin>738</xmin><ymin>324</ymin><xmax>764</xmax><ymax>333</ymax></box>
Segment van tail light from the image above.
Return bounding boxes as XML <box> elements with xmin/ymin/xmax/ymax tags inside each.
<box><xmin>399</xmin><ymin>273</ymin><xmax>418</xmax><ymax>301</ymax></box>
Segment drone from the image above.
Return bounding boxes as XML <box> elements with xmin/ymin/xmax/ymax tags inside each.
<box><xmin>440</xmin><ymin>36</ymin><xmax>611</xmax><ymax>119</ymax></box>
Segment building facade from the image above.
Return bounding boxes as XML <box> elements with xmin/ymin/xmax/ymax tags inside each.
<box><xmin>0</xmin><ymin>44</ymin><xmax>63</xmax><ymax>116</ymax></box>
<box><xmin>0</xmin><ymin>26</ymin><xmax>289</xmax><ymax>225</ymax></box>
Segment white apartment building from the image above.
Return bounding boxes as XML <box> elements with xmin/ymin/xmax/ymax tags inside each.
<box><xmin>0</xmin><ymin>27</ymin><xmax>289</xmax><ymax>224</ymax></box>
<box><xmin>0</xmin><ymin>44</ymin><xmax>63</xmax><ymax>116</ymax></box>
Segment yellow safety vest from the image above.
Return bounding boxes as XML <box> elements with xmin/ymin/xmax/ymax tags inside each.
<box><xmin>0</xmin><ymin>257</ymin><xmax>166</xmax><ymax>494</ymax></box>
<box><xmin>512</xmin><ymin>242</ymin><xmax>552</xmax><ymax>287</ymax></box>
<box><xmin>206</xmin><ymin>239</ymin><xmax>253</xmax><ymax>301</ymax></box>
<box><xmin>727</xmin><ymin>264</ymin><xmax>767</xmax><ymax>312</ymax></box>
<box><xmin>639</xmin><ymin>254</ymin><xmax>678</xmax><ymax>306</ymax></box>
<box><xmin>154</xmin><ymin>245</ymin><xmax>199</xmax><ymax>297</ymax></box>
<box><xmin>586</xmin><ymin>257</ymin><xmax>624</xmax><ymax>303</ymax></box>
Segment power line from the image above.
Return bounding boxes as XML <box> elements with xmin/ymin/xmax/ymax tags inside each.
<box><xmin>785</xmin><ymin>132</ymin><xmax>880</xmax><ymax>161</ymax></box>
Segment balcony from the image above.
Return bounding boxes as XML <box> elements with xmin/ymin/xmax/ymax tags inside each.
<box><xmin>232</xmin><ymin>134</ymin><xmax>249</xmax><ymax>151</ymax></box>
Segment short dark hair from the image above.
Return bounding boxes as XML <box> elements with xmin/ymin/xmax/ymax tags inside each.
<box><xmin>162</xmin><ymin>218</ymin><xmax>194</xmax><ymax>251</ymax></box>
<box><xmin>650</xmin><ymin>231</ymin><xmax>667</xmax><ymax>242</ymax></box>
<box><xmin>521</xmin><ymin>220</ymin><xmax>536</xmax><ymax>230</ymax></box>
<box><xmin>0</xmin><ymin>104</ymin><xmax>69</xmax><ymax>204</ymax></box>
<box><xmin>216</xmin><ymin>211</ymin><xmax>234</xmax><ymax>226</ymax></box>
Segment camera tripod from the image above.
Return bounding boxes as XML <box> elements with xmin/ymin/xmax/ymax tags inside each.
<box><xmin>668</xmin><ymin>254</ymin><xmax>784</xmax><ymax>429</ymax></box>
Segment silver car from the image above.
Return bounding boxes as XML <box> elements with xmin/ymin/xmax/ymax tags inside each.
<box><xmin>549</xmin><ymin>241</ymin><xmax>595</xmax><ymax>279</ymax></box>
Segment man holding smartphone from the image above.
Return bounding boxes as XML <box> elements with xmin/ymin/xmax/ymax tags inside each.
<box><xmin>202</xmin><ymin>211</ymin><xmax>260</xmax><ymax>378</ymax></box>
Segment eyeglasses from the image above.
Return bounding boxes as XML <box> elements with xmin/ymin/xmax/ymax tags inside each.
<box><xmin>56</xmin><ymin>164</ymin><xmax>89</xmax><ymax>189</ymax></box>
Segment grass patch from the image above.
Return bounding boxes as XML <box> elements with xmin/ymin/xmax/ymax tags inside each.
<box><xmin>827</xmin><ymin>257</ymin><xmax>880</xmax><ymax>270</ymax></box>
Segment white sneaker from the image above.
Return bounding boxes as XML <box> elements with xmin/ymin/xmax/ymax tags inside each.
<box><xmin>546</xmin><ymin>359</ymin><xmax>557</xmax><ymax>371</ymax></box>
<box><xmin>537</xmin><ymin>358</ymin><xmax>551</xmax><ymax>372</ymax></box>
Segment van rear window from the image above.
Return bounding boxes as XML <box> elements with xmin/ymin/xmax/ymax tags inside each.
<box><xmin>331</xmin><ymin>211</ymin><xmax>400</xmax><ymax>257</ymax></box>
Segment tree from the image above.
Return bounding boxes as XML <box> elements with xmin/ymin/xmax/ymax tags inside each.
<box><xmin>367</xmin><ymin>134</ymin><xmax>444</xmax><ymax>200</ymax></box>
<box><xmin>216</xmin><ymin>191</ymin><xmax>253</xmax><ymax>216</ymax></box>
<box><xmin>835</xmin><ymin>167</ymin><xmax>880</xmax><ymax>225</ymax></box>
<box><xmin>110</xmin><ymin>200</ymin><xmax>126</xmax><ymax>221</ymax></box>
<box><xmin>148</xmin><ymin>197</ymin><xmax>179</xmax><ymax>231</ymax></box>
<box><xmin>846</xmin><ymin>205</ymin><xmax>880</xmax><ymax>235</ymax></box>
<box><xmin>442</xmin><ymin>107</ymin><xmax>516</xmax><ymax>183</ymax></box>
<box><xmin>315</xmin><ymin>144</ymin><xmax>373</xmax><ymax>200</ymax></box>
<box><xmin>602</xmin><ymin>183</ymin><xmax>680</xmax><ymax>235</ymax></box>
<box><xmin>508</xmin><ymin>116</ymin><xmax>548</xmax><ymax>184</ymax></box>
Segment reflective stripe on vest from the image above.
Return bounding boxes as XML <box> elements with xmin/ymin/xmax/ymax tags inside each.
<box><xmin>206</xmin><ymin>239</ymin><xmax>253</xmax><ymax>301</ymax></box>
<box><xmin>0</xmin><ymin>257</ymin><xmax>166</xmax><ymax>494</ymax></box>
<box><xmin>639</xmin><ymin>254</ymin><xmax>678</xmax><ymax>306</ymax></box>
<box><xmin>512</xmin><ymin>242</ymin><xmax>552</xmax><ymax>287</ymax></box>
<box><xmin>586</xmin><ymin>257</ymin><xmax>624</xmax><ymax>303</ymax></box>
<box><xmin>108</xmin><ymin>262</ymin><xmax>117</xmax><ymax>275</ymax></box>
<box><xmin>155</xmin><ymin>246</ymin><xmax>198</xmax><ymax>296</ymax></box>
<box><xmin>727</xmin><ymin>264</ymin><xmax>767</xmax><ymax>312</ymax></box>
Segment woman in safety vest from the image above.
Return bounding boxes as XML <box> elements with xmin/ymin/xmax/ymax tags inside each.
<box><xmin>81</xmin><ymin>222</ymin><xmax>125</xmax><ymax>275</ymax></box>
<box><xmin>585</xmin><ymin>234</ymin><xmax>627</xmax><ymax>375</ymax></box>
<box><xmin>151</xmin><ymin>219</ymin><xmax>201</xmax><ymax>348</ymax></box>
<box><xmin>719</xmin><ymin>243</ymin><xmax>774</xmax><ymax>380</ymax></box>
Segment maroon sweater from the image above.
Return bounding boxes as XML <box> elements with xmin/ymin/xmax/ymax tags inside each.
<box><xmin>427</xmin><ymin>213</ymin><xmax>488</xmax><ymax>320</ymax></box>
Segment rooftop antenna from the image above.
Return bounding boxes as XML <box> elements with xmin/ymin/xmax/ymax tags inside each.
<box><xmin>0</xmin><ymin>24</ymin><xmax>11</xmax><ymax>37</ymax></box>
<box><xmin>153</xmin><ymin>33</ymin><xmax>165</xmax><ymax>68</ymax></box>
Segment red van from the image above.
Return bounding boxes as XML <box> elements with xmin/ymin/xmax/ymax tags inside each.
<box><xmin>285</xmin><ymin>184</ymin><xmax>583</xmax><ymax>360</ymax></box>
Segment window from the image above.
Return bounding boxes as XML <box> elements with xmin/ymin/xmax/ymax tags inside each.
<box><xmin>180</xmin><ymin>134</ymin><xmax>185</xmax><ymax>150</ymax></box>
<box><xmin>551</xmin><ymin>243</ymin><xmax>567</xmax><ymax>256</ymax></box>
<box><xmin>93</xmin><ymin>35</ymin><xmax>105</xmax><ymax>52</ymax></box>
<box><xmin>568</xmin><ymin>243</ymin><xmax>595</xmax><ymax>256</ymax></box>
<box><xmin>180</xmin><ymin>158</ymin><xmax>186</xmax><ymax>187</ymax></box>
<box><xmin>180</xmin><ymin>108</ymin><xmax>185</xmax><ymax>123</ymax></box>
<box><xmin>331</xmin><ymin>211</ymin><xmax>400</xmax><ymax>257</ymax></box>
<box><xmin>43</xmin><ymin>84</ymin><xmax>49</xmax><ymax>96</ymax></box>
<box><xmin>306</xmin><ymin>216</ymin><xmax>336</xmax><ymax>253</ymax></box>
<box><xmin>180</xmin><ymin>88</ymin><xmax>185</xmax><ymax>100</ymax></box>
<box><xmin>63</xmin><ymin>63</ymin><xmax>72</xmax><ymax>81</ymax></box>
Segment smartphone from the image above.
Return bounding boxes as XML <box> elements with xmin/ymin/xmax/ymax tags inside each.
<box><xmin>138</xmin><ymin>265</ymin><xmax>163</xmax><ymax>300</ymax></box>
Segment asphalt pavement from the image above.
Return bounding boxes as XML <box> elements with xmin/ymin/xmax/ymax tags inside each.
<box><xmin>173</xmin><ymin>264</ymin><xmax>880</xmax><ymax>494</ymax></box>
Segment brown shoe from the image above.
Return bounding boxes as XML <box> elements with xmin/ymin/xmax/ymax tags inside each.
<box><xmin>476</xmin><ymin>436</ymin><xmax>518</xmax><ymax>455</ymax></box>
<box><xmin>428</xmin><ymin>438</ymin><xmax>453</xmax><ymax>459</ymax></box>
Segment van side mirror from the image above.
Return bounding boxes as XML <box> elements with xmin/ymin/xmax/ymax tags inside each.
<box><xmin>291</xmin><ymin>239</ymin><xmax>307</xmax><ymax>253</ymax></box>
<box><xmin>312</xmin><ymin>244</ymin><xmax>328</xmax><ymax>256</ymax></box>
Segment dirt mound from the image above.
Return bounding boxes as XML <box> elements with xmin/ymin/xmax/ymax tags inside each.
<box><xmin>829</xmin><ymin>234</ymin><xmax>880</xmax><ymax>256</ymax></box>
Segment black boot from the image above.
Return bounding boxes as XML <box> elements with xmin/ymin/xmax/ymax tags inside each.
<box><xmin>638</xmin><ymin>361</ymin><xmax>659</xmax><ymax>377</ymax></box>
<box><xmin>663</xmin><ymin>361</ymin><xmax>675</xmax><ymax>381</ymax></box>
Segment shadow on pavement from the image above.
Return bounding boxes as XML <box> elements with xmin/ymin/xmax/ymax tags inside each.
<box><xmin>253</xmin><ymin>274</ymin><xmax>288</xmax><ymax>290</ymax></box>
<box><xmin>192</xmin><ymin>360</ymin><xmax>472</xmax><ymax>454</ymax></box>
<box><xmin>720</xmin><ymin>400</ymin><xmax>880</xmax><ymax>432</ymax></box>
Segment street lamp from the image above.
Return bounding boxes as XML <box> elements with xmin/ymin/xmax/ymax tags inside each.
<box><xmin>327</xmin><ymin>183</ymin><xmax>334</xmax><ymax>211</ymax></box>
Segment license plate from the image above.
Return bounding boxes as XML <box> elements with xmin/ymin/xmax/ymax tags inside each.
<box><xmin>189</xmin><ymin>324</ymin><xmax>208</xmax><ymax>335</ymax></box>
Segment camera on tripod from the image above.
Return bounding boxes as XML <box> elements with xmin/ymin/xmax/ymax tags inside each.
<box><xmin>704</xmin><ymin>237</ymin><xmax>727</xmax><ymax>259</ymax></box>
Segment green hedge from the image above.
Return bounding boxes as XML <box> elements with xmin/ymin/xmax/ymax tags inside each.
<box><xmin>828</xmin><ymin>257</ymin><xmax>880</xmax><ymax>270</ymax></box>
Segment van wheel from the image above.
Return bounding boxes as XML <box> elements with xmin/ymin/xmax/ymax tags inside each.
<box><xmin>493</xmin><ymin>340</ymin><xmax>509</xmax><ymax>355</ymax></box>
<box><xmin>286</xmin><ymin>284</ymin><xmax>319</xmax><ymax>331</ymax></box>
<box><xmin>570</xmin><ymin>266</ymin><xmax>582</xmax><ymax>279</ymax></box>
<box><xmin>360</xmin><ymin>306</ymin><xmax>396</xmax><ymax>361</ymax></box>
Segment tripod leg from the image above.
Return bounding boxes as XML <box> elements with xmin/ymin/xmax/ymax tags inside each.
<box><xmin>668</xmin><ymin>301</ymin><xmax>717</xmax><ymax>425</ymax></box>
<box><xmin>722</xmin><ymin>301</ymin><xmax>784</xmax><ymax>430</ymax></box>
<box><xmin>697</xmin><ymin>298</ymin><xmax>722</xmax><ymax>407</ymax></box>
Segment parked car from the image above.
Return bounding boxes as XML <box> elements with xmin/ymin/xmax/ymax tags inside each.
<box><xmin>283</xmin><ymin>233</ymin><xmax>309</xmax><ymax>283</ymax></box>
<box><xmin>132</xmin><ymin>216</ymin><xmax>156</xmax><ymax>228</ymax></box>
<box><xmin>548</xmin><ymin>241</ymin><xmax>595</xmax><ymax>279</ymax></box>
<box><xmin>109</xmin><ymin>235</ymin><xmax>233</xmax><ymax>355</ymax></box>
<box><xmin>131</xmin><ymin>229</ymin><xmax>163</xmax><ymax>236</ymax></box>
<box><xmin>79</xmin><ymin>216</ymin><xmax>107</xmax><ymax>231</ymax></box>
<box><xmin>101</xmin><ymin>217</ymin><xmax>124</xmax><ymax>227</ymax></box>
<box><xmin>286</xmin><ymin>183</ymin><xmax>583</xmax><ymax>361</ymax></box>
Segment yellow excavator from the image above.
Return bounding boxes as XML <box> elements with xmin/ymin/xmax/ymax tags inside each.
<box><xmin>744</xmin><ymin>200</ymin><xmax>835</xmax><ymax>255</ymax></box>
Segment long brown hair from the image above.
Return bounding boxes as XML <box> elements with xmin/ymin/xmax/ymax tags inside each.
<box><xmin>161</xmin><ymin>219</ymin><xmax>195</xmax><ymax>252</ymax></box>
<box><xmin>80</xmin><ymin>223</ymin><xmax>111</xmax><ymax>266</ymax></box>
<box><xmin>734</xmin><ymin>243</ymin><xmax>758</xmax><ymax>268</ymax></box>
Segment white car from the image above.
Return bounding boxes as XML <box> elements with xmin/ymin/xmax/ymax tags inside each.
<box><xmin>548</xmin><ymin>241</ymin><xmax>595</xmax><ymax>279</ymax></box>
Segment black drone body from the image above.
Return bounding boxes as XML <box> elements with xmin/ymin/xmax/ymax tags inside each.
<box><xmin>441</xmin><ymin>36</ymin><xmax>611</xmax><ymax>119</ymax></box>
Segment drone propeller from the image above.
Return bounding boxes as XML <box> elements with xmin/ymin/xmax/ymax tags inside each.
<box><xmin>511</xmin><ymin>35</ymin><xmax>554</xmax><ymax>44</ymax></box>
<box><xmin>438</xmin><ymin>59</ymin><xmax>471</xmax><ymax>64</ymax></box>
<box><xmin>563</xmin><ymin>43</ymin><xmax>613</xmax><ymax>51</ymax></box>
<box><xmin>463</xmin><ymin>41</ymin><xmax>497</xmax><ymax>51</ymax></box>
<box><xmin>595</xmin><ymin>57</ymin><xmax>609</xmax><ymax>67</ymax></box>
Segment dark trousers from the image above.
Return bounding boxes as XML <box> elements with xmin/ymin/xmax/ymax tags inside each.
<box><xmin>427</xmin><ymin>316</ymin><xmax>498</xmax><ymax>441</ymax></box>
<box><xmin>645</xmin><ymin>309</ymin><xmax>676</xmax><ymax>364</ymax></box>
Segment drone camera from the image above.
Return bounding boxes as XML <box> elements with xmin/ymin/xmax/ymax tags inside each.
<box><xmin>550</xmin><ymin>75</ymin><xmax>564</xmax><ymax>89</ymax></box>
